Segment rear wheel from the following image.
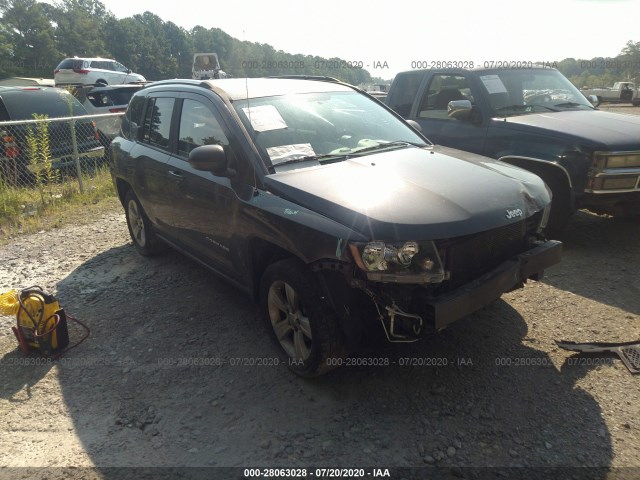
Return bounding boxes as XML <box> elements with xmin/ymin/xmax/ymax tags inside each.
<box><xmin>260</xmin><ymin>258</ymin><xmax>346</xmax><ymax>377</ymax></box>
<box><xmin>124</xmin><ymin>190</ymin><xmax>163</xmax><ymax>256</ymax></box>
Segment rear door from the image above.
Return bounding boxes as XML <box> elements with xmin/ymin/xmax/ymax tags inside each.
<box><xmin>130</xmin><ymin>93</ymin><xmax>177</xmax><ymax>224</ymax></box>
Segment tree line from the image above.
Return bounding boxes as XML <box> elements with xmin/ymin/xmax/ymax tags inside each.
<box><xmin>557</xmin><ymin>41</ymin><xmax>640</xmax><ymax>88</ymax></box>
<box><xmin>0</xmin><ymin>0</ymin><xmax>373</xmax><ymax>85</ymax></box>
<box><xmin>1</xmin><ymin>0</ymin><xmax>638</xmax><ymax>88</ymax></box>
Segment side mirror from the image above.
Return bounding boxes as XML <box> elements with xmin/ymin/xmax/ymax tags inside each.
<box><xmin>448</xmin><ymin>100</ymin><xmax>473</xmax><ymax>120</ymax></box>
<box><xmin>587</xmin><ymin>94</ymin><xmax>599</xmax><ymax>107</ymax></box>
<box><xmin>188</xmin><ymin>144</ymin><xmax>235</xmax><ymax>177</ymax></box>
<box><xmin>127</xmin><ymin>69</ymin><xmax>132</xmax><ymax>74</ymax></box>
<box><xmin>406</xmin><ymin>119</ymin><xmax>422</xmax><ymax>132</ymax></box>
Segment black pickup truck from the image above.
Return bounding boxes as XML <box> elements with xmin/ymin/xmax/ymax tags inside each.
<box><xmin>385</xmin><ymin>67</ymin><xmax>640</xmax><ymax>233</ymax></box>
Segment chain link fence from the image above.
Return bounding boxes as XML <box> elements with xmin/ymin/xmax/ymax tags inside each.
<box><xmin>0</xmin><ymin>113</ymin><xmax>124</xmax><ymax>191</ymax></box>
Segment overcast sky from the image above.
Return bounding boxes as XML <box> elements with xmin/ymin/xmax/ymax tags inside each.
<box><xmin>95</xmin><ymin>0</ymin><xmax>638</xmax><ymax>79</ymax></box>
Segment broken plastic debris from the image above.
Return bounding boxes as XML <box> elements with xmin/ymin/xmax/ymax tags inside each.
<box><xmin>556</xmin><ymin>339</ymin><xmax>640</xmax><ymax>374</ymax></box>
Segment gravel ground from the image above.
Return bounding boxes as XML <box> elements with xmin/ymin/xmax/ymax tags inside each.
<box><xmin>1</xmin><ymin>104</ymin><xmax>639</xmax><ymax>479</ymax></box>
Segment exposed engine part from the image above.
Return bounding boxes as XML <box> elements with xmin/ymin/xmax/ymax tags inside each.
<box><xmin>358</xmin><ymin>286</ymin><xmax>423</xmax><ymax>342</ymax></box>
<box><xmin>382</xmin><ymin>304</ymin><xmax>424</xmax><ymax>342</ymax></box>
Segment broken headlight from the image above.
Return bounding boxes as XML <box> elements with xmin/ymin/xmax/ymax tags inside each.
<box><xmin>349</xmin><ymin>241</ymin><xmax>446</xmax><ymax>284</ymax></box>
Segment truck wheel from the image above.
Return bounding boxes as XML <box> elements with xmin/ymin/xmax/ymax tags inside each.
<box><xmin>260</xmin><ymin>258</ymin><xmax>346</xmax><ymax>377</ymax></box>
<box><xmin>124</xmin><ymin>190</ymin><xmax>163</xmax><ymax>256</ymax></box>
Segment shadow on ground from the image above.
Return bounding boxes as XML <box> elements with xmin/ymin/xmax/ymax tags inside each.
<box><xmin>37</xmin><ymin>240</ymin><xmax>615</xmax><ymax>478</ymax></box>
<box><xmin>543</xmin><ymin>210</ymin><xmax>640</xmax><ymax>315</ymax></box>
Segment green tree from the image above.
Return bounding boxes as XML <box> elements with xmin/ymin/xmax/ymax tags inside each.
<box><xmin>50</xmin><ymin>0</ymin><xmax>111</xmax><ymax>57</ymax></box>
<box><xmin>0</xmin><ymin>0</ymin><xmax>59</xmax><ymax>76</ymax></box>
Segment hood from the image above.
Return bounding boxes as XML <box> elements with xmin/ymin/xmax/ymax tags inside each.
<box><xmin>498</xmin><ymin>110</ymin><xmax>640</xmax><ymax>150</ymax></box>
<box><xmin>263</xmin><ymin>145</ymin><xmax>550</xmax><ymax>240</ymax></box>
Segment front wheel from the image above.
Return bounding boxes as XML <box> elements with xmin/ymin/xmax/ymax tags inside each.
<box><xmin>260</xmin><ymin>258</ymin><xmax>346</xmax><ymax>377</ymax></box>
<box><xmin>124</xmin><ymin>190</ymin><xmax>163</xmax><ymax>256</ymax></box>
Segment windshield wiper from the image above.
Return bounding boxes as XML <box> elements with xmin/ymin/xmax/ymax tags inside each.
<box><xmin>350</xmin><ymin>140</ymin><xmax>427</xmax><ymax>155</ymax></box>
<box><xmin>270</xmin><ymin>153</ymin><xmax>348</xmax><ymax>169</ymax></box>
<box><xmin>552</xmin><ymin>102</ymin><xmax>592</xmax><ymax>109</ymax></box>
<box><xmin>494</xmin><ymin>104</ymin><xmax>556</xmax><ymax>114</ymax></box>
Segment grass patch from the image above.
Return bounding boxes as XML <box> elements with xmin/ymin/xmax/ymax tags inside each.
<box><xmin>0</xmin><ymin>165</ymin><xmax>120</xmax><ymax>244</ymax></box>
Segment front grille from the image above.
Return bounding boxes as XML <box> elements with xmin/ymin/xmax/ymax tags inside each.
<box><xmin>436</xmin><ymin>220</ymin><xmax>528</xmax><ymax>290</ymax></box>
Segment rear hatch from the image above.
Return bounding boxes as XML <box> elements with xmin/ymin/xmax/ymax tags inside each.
<box><xmin>54</xmin><ymin>59</ymin><xmax>86</xmax><ymax>85</ymax></box>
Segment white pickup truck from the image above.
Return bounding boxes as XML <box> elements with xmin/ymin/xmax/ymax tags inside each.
<box><xmin>581</xmin><ymin>82</ymin><xmax>640</xmax><ymax>106</ymax></box>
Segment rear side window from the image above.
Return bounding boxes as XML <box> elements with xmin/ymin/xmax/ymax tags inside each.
<box><xmin>0</xmin><ymin>89</ymin><xmax>87</xmax><ymax>119</ymax></box>
<box><xmin>121</xmin><ymin>94</ymin><xmax>145</xmax><ymax>140</ymax></box>
<box><xmin>90</xmin><ymin>61</ymin><xmax>111</xmax><ymax>70</ymax></box>
<box><xmin>386</xmin><ymin>71</ymin><xmax>423</xmax><ymax>117</ymax></box>
<box><xmin>142</xmin><ymin>97</ymin><xmax>175</xmax><ymax>149</ymax></box>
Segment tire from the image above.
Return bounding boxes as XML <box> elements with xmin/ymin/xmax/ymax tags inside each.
<box><xmin>124</xmin><ymin>190</ymin><xmax>163</xmax><ymax>256</ymax></box>
<box><xmin>259</xmin><ymin>258</ymin><xmax>346</xmax><ymax>377</ymax></box>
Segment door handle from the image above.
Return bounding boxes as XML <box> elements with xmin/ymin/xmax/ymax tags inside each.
<box><xmin>168</xmin><ymin>170</ymin><xmax>183</xmax><ymax>179</ymax></box>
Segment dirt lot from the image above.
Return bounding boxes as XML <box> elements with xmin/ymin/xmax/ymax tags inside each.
<box><xmin>1</xmin><ymin>105</ymin><xmax>639</xmax><ymax>479</ymax></box>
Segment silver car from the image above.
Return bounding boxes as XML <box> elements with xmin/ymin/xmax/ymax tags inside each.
<box><xmin>54</xmin><ymin>57</ymin><xmax>146</xmax><ymax>87</ymax></box>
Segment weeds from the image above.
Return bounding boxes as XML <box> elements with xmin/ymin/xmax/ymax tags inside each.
<box><xmin>0</xmin><ymin>165</ymin><xmax>116</xmax><ymax>242</ymax></box>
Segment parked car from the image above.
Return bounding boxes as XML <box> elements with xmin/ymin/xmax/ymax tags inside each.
<box><xmin>72</xmin><ymin>84</ymin><xmax>145</xmax><ymax>137</ymax></box>
<box><xmin>110</xmin><ymin>77</ymin><xmax>562</xmax><ymax>377</ymax></box>
<box><xmin>0</xmin><ymin>77</ymin><xmax>55</xmax><ymax>87</ymax></box>
<box><xmin>385</xmin><ymin>67</ymin><xmax>640</xmax><ymax>234</ymax></box>
<box><xmin>54</xmin><ymin>57</ymin><xmax>146</xmax><ymax>87</ymax></box>
<box><xmin>0</xmin><ymin>86</ymin><xmax>104</xmax><ymax>184</ymax></box>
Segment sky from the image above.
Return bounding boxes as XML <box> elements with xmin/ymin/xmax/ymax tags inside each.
<box><xmin>94</xmin><ymin>0</ymin><xmax>638</xmax><ymax>79</ymax></box>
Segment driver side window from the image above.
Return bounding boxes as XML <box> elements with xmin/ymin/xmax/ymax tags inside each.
<box><xmin>418</xmin><ymin>74</ymin><xmax>472</xmax><ymax>120</ymax></box>
<box><xmin>177</xmin><ymin>99</ymin><xmax>231</xmax><ymax>159</ymax></box>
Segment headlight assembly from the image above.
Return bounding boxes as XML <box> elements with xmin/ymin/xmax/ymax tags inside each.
<box><xmin>350</xmin><ymin>240</ymin><xmax>446</xmax><ymax>284</ymax></box>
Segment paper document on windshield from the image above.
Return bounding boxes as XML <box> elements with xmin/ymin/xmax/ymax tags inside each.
<box><xmin>242</xmin><ymin>105</ymin><xmax>287</xmax><ymax>132</ymax></box>
<box><xmin>267</xmin><ymin>143</ymin><xmax>316</xmax><ymax>165</ymax></box>
<box><xmin>480</xmin><ymin>75</ymin><xmax>508</xmax><ymax>94</ymax></box>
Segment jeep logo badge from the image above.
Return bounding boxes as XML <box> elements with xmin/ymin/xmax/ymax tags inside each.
<box><xmin>506</xmin><ymin>208</ymin><xmax>524</xmax><ymax>219</ymax></box>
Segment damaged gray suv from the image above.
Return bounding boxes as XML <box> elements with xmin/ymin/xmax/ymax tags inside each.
<box><xmin>110</xmin><ymin>77</ymin><xmax>562</xmax><ymax>377</ymax></box>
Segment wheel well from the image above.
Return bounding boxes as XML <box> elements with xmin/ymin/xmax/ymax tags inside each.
<box><xmin>499</xmin><ymin>157</ymin><xmax>573</xmax><ymax>206</ymax></box>
<box><xmin>114</xmin><ymin>178</ymin><xmax>131</xmax><ymax>206</ymax></box>
<box><xmin>249</xmin><ymin>239</ymin><xmax>298</xmax><ymax>301</ymax></box>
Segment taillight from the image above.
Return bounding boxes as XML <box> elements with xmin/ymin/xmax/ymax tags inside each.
<box><xmin>73</xmin><ymin>69</ymin><xmax>90</xmax><ymax>74</ymax></box>
<box><xmin>1</xmin><ymin>132</ymin><xmax>20</xmax><ymax>158</ymax></box>
<box><xmin>54</xmin><ymin>69</ymin><xmax>60</xmax><ymax>74</ymax></box>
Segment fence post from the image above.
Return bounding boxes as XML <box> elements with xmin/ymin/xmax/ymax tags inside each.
<box><xmin>69</xmin><ymin>117</ymin><xmax>84</xmax><ymax>193</ymax></box>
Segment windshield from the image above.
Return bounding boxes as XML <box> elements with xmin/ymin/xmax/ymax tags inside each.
<box><xmin>480</xmin><ymin>69</ymin><xmax>593</xmax><ymax>115</ymax></box>
<box><xmin>233</xmin><ymin>91</ymin><xmax>429</xmax><ymax>169</ymax></box>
